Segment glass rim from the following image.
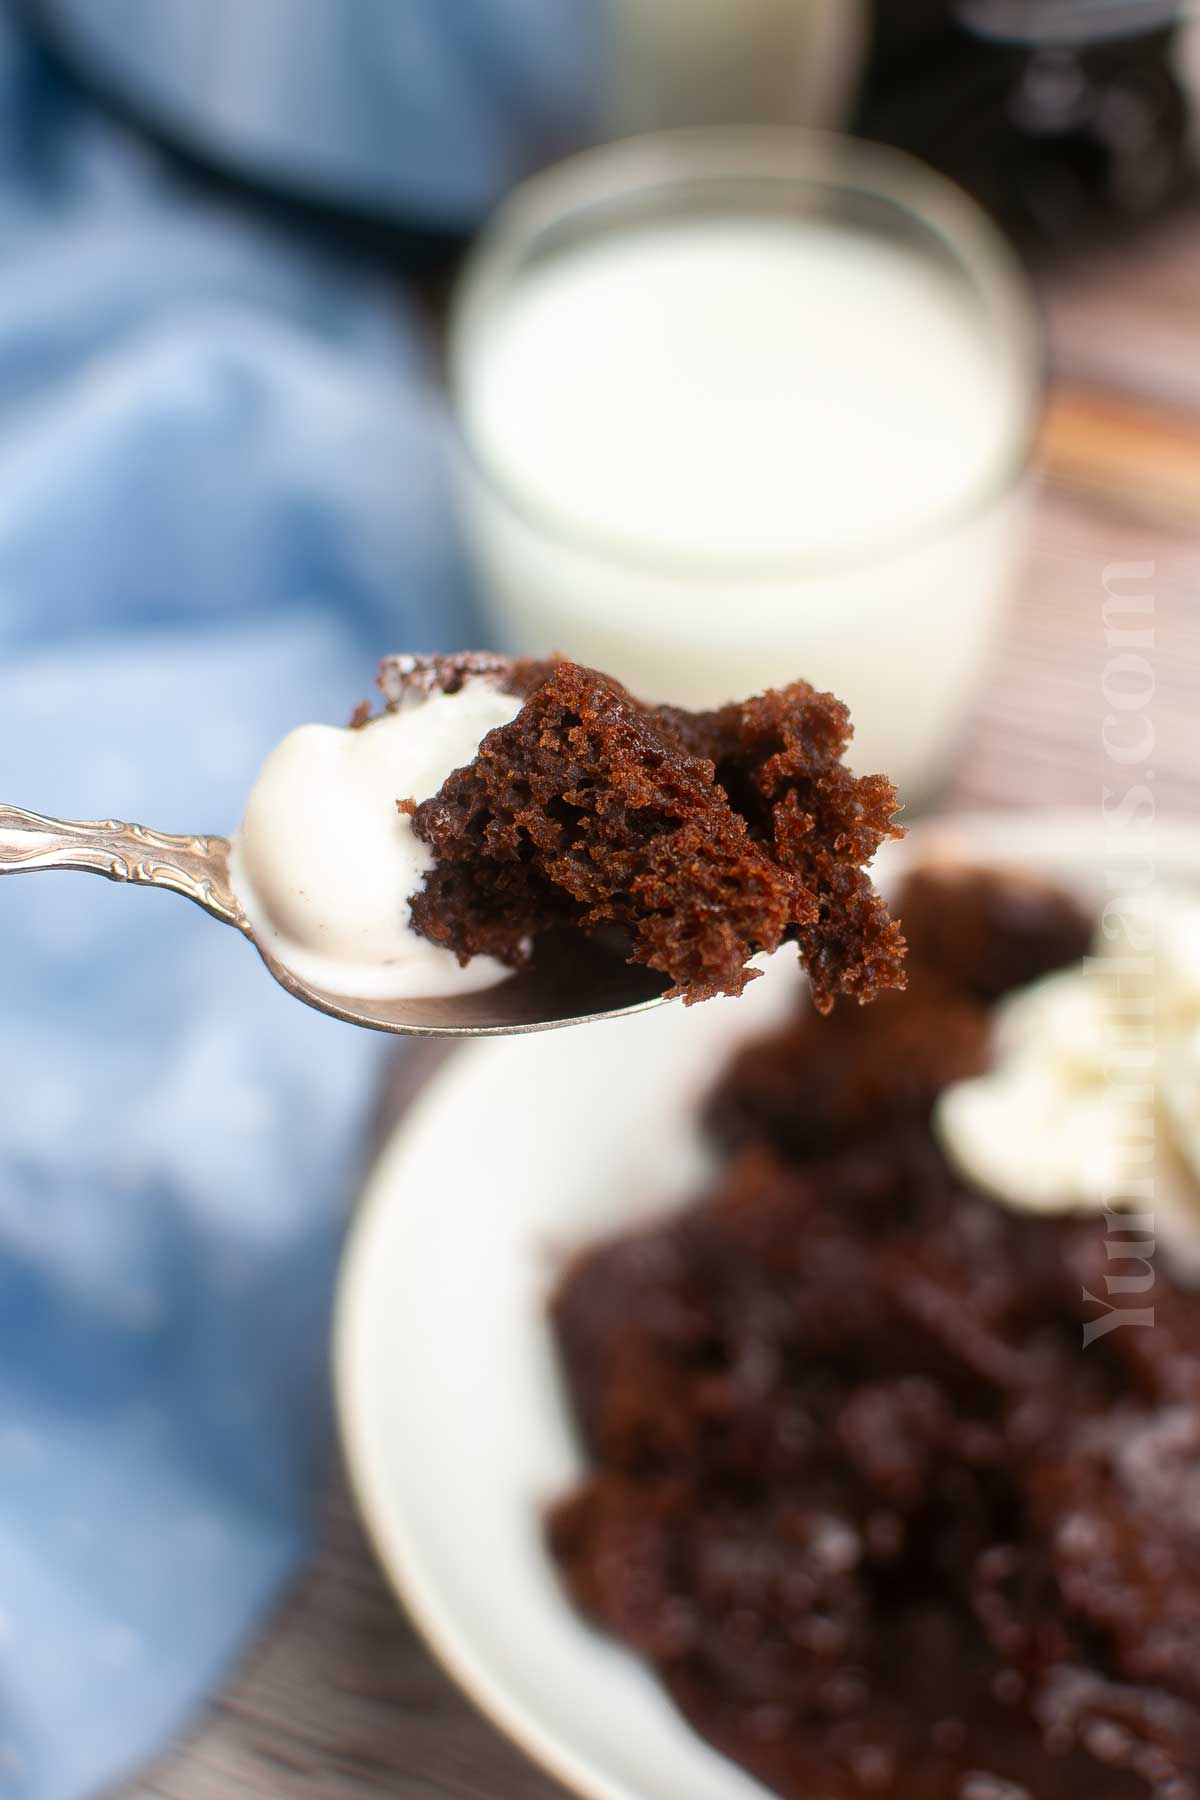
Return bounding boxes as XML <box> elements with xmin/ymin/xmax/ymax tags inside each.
<box><xmin>447</xmin><ymin>126</ymin><xmax>1046</xmax><ymax>583</ymax></box>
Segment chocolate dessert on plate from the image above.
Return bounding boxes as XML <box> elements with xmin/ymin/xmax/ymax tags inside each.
<box><xmin>548</xmin><ymin>862</ymin><xmax>1200</xmax><ymax>1800</ymax></box>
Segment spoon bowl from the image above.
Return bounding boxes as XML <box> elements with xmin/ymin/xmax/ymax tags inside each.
<box><xmin>256</xmin><ymin>924</ymin><xmax>672</xmax><ymax>1037</ymax></box>
<box><xmin>0</xmin><ymin>805</ymin><xmax>673</xmax><ymax>1036</ymax></box>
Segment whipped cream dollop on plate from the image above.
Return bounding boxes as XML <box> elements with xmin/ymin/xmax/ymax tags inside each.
<box><xmin>230</xmin><ymin>678</ymin><xmax>523</xmax><ymax>1000</ymax></box>
<box><xmin>935</xmin><ymin>885</ymin><xmax>1200</xmax><ymax>1271</ymax></box>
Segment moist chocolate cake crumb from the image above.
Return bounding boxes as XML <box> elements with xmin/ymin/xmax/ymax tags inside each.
<box><xmin>546</xmin><ymin>866</ymin><xmax>1200</xmax><ymax>1800</ymax></box>
<box><xmin>377</xmin><ymin>649</ymin><xmax>520</xmax><ymax>708</ymax></box>
<box><xmin>381</xmin><ymin>653</ymin><xmax>905</xmax><ymax>1009</ymax></box>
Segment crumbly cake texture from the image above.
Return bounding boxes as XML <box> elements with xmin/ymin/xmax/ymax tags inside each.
<box><xmin>378</xmin><ymin>653</ymin><xmax>905</xmax><ymax>1009</ymax></box>
<box><xmin>547</xmin><ymin>867</ymin><xmax>1200</xmax><ymax>1800</ymax></box>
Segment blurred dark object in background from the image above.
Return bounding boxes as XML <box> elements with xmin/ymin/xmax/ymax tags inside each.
<box><xmin>858</xmin><ymin>0</ymin><xmax>1197</xmax><ymax>254</ymax></box>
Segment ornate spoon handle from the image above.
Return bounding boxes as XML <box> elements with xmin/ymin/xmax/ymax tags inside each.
<box><xmin>0</xmin><ymin>804</ymin><xmax>246</xmax><ymax>930</ymax></box>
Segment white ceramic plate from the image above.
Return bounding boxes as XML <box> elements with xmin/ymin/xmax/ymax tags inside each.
<box><xmin>334</xmin><ymin>810</ymin><xmax>1200</xmax><ymax>1800</ymax></box>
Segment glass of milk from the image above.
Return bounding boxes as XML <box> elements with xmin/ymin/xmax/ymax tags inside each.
<box><xmin>449</xmin><ymin>130</ymin><xmax>1042</xmax><ymax>806</ymax></box>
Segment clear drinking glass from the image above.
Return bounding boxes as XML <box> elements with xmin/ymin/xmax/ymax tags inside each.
<box><xmin>448</xmin><ymin>129</ymin><xmax>1043</xmax><ymax>807</ymax></box>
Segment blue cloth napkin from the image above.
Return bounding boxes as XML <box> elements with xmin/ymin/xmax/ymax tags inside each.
<box><xmin>0</xmin><ymin>14</ymin><xmax>503</xmax><ymax>1798</ymax></box>
<box><xmin>38</xmin><ymin>0</ymin><xmax>600</xmax><ymax>226</ymax></box>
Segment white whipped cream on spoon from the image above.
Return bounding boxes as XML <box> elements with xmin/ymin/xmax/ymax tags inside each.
<box><xmin>230</xmin><ymin>678</ymin><xmax>522</xmax><ymax>1001</ymax></box>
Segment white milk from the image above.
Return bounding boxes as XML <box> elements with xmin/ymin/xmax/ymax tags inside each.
<box><xmin>455</xmin><ymin>214</ymin><xmax>1037</xmax><ymax>805</ymax></box>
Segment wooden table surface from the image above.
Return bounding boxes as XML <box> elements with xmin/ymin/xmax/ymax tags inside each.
<box><xmin>122</xmin><ymin>207</ymin><xmax>1200</xmax><ymax>1800</ymax></box>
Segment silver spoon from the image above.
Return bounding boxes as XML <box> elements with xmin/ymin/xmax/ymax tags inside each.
<box><xmin>0</xmin><ymin>804</ymin><xmax>671</xmax><ymax>1037</ymax></box>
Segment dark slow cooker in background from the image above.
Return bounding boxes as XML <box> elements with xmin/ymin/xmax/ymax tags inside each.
<box><xmin>859</xmin><ymin>0</ymin><xmax>1197</xmax><ymax>253</ymax></box>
